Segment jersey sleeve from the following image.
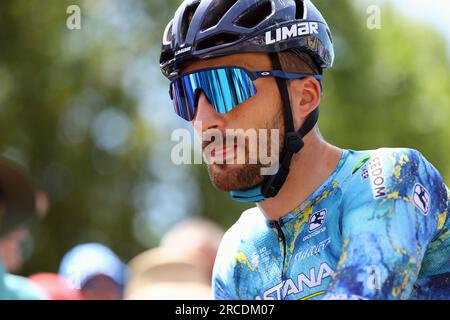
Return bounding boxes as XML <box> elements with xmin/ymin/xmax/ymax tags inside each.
<box><xmin>212</xmin><ymin>225</ymin><xmax>239</xmax><ymax>300</ymax></box>
<box><xmin>322</xmin><ymin>148</ymin><xmax>448</xmax><ymax>300</ymax></box>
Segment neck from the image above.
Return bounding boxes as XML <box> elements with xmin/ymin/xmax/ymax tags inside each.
<box><xmin>258</xmin><ymin>128</ymin><xmax>342</xmax><ymax>221</ymax></box>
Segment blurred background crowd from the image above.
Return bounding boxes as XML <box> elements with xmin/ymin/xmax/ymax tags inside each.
<box><xmin>0</xmin><ymin>156</ymin><xmax>224</xmax><ymax>299</ymax></box>
<box><xmin>0</xmin><ymin>0</ymin><xmax>449</xmax><ymax>299</ymax></box>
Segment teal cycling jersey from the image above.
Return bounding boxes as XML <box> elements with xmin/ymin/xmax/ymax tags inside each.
<box><xmin>212</xmin><ymin>148</ymin><xmax>450</xmax><ymax>300</ymax></box>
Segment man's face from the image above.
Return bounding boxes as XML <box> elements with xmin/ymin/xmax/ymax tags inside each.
<box><xmin>183</xmin><ymin>53</ymin><xmax>285</xmax><ymax>191</ymax></box>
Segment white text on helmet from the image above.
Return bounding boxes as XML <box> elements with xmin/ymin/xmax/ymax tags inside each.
<box><xmin>265</xmin><ymin>22</ymin><xmax>319</xmax><ymax>45</ymax></box>
<box><xmin>175</xmin><ymin>46</ymin><xmax>192</xmax><ymax>56</ymax></box>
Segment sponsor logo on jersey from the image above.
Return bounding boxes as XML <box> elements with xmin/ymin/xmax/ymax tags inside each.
<box><xmin>368</xmin><ymin>156</ymin><xmax>387</xmax><ymax>199</ymax></box>
<box><xmin>255</xmin><ymin>262</ymin><xmax>334</xmax><ymax>300</ymax></box>
<box><xmin>360</xmin><ymin>164</ymin><xmax>369</xmax><ymax>181</ymax></box>
<box><xmin>251</xmin><ymin>246</ymin><xmax>272</xmax><ymax>267</ymax></box>
<box><xmin>302</xmin><ymin>227</ymin><xmax>326</xmax><ymax>242</ymax></box>
<box><xmin>412</xmin><ymin>183</ymin><xmax>431</xmax><ymax>215</ymax></box>
<box><xmin>302</xmin><ymin>209</ymin><xmax>327</xmax><ymax>242</ymax></box>
<box><xmin>265</xmin><ymin>22</ymin><xmax>319</xmax><ymax>45</ymax></box>
<box><xmin>294</xmin><ymin>238</ymin><xmax>331</xmax><ymax>261</ymax></box>
<box><xmin>308</xmin><ymin>209</ymin><xmax>327</xmax><ymax>232</ymax></box>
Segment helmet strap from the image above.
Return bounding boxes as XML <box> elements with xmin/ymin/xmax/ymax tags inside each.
<box><xmin>261</xmin><ymin>52</ymin><xmax>319</xmax><ymax>198</ymax></box>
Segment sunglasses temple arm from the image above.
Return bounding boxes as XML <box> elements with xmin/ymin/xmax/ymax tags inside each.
<box><xmin>250</xmin><ymin>70</ymin><xmax>322</xmax><ymax>81</ymax></box>
<box><xmin>250</xmin><ymin>70</ymin><xmax>323</xmax><ymax>95</ymax></box>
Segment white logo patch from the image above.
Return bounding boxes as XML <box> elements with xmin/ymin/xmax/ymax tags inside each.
<box><xmin>308</xmin><ymin>209</ymin><xmax>327</xmax><ymax>233</ymax></box>
<box><xmin>412</xmin><ymin>183</ymin><xmax>431</xmax><ymax>215</ymax></box>
<box><xmin>368</xmin><ymin>156</ymin><xmax>387</xmax><ymax>199</ymax></box>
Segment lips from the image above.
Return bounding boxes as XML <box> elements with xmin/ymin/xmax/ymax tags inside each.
<box><xmin>209</xmin><ymin>144</ymin><xmax>237</xmax><ymax>164</ymax></box>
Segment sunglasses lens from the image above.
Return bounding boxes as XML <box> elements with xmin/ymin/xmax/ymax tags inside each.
<box><xmin>171</xmin><ymin>79</ymin><xmax>196</xmax><ymax>121</ymax></box>
<box><xmin>170</xmin><ymin>68</ymin><xmax>256</xmax><ymax>121</ymax></box>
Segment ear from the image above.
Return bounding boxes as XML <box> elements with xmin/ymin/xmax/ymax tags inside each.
<box><xmin>288</xmin><ymin>77</ymin><xmax>321</xmax><ymax>131</ymax></box>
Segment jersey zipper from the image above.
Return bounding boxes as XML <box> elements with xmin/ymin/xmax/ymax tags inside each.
<box><xmin>274</xmin><ymin>221</ymin><xmax>287</xmax><ymax>282</ymax></box>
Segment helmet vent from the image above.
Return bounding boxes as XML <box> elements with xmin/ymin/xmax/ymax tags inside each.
<box><xmin>163</xmin><ymin>20</ymin><xmax>173</xmax><ymax>45</ymax></box>
<box><xmin>295</xmin><ymin>0</ymin><xmax>305</xmax><ymax>20</ymax></box>
<box><xmin>196</xmin><ymin>32</ymin><xmax>240</xmax><ymax>51</ymax></box>
<box><xmin>234</xmin><ymin>0</ymin><xmax>272</xmax><ymax>29</ymax></box>
<box><xmin>201</xmin><ymin>0</ymin><xmax>238</xmax><ymax>30</ymax></box>
<box><xmin>180</xmin><ymin>1</ymin><xmax>201</xmax><ymax>44</ymax></box>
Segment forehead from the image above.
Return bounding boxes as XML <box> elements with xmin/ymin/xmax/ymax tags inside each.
<box><xmin>182</xmin><ymin>52</ymin><xmax>272</xmax><ymax>74</ymax></box>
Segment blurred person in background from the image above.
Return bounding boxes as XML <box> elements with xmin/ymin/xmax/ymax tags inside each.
<box><xmin>160</xmin><ymin>218</ymin><xmax>224</xmax><ymax>278</ymax></box>
<box><xmin>29</xmin><ymin>273</ymin><xmax>82</xmax><ymax>300</ymax></box>
<box><xmin>0</xmin><ymin>158</ymin><xmax>48</xmax><ymax>300</ymax></box>
<box><xmin>58</xmin><ymin>242</ymin><xmax>127</xmax><ymax>300</ymax></box>
<box><xmin>125</xmin><ymin>218</ymin><xmax>224</xmax><ymax>300</ymax></box>
<box><xmin>125</xmin><ymin>247</ymin><xmax>212</xmax><ymax>300</ymax></box>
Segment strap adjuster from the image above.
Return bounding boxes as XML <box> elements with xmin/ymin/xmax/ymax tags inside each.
<box><xmin>285</xmin><ymin>132</ymin><xmax>304</xmax><ymax>154</ymax></box>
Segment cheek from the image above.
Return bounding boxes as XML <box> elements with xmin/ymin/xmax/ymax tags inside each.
<box><xmin>253</xmin><ymin>82</ymin><xmax>282</xmax><ymax>122</ymax></box>
<box><xmin>229</xmin><ymin>84</ymin><xmax>281</xmax><ymax>129</ymax></box>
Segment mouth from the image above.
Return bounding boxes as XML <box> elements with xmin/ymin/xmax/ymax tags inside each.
<box><xmin>208</xmin><ymin>144</ymin><xmax>237</xmax><ymax>164</ymax></box>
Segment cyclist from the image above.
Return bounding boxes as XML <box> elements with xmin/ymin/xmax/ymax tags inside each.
<box><xmin>159</xmin><ymin>0</ymin><xmax>449</xmax><ymax>299</ymax></box>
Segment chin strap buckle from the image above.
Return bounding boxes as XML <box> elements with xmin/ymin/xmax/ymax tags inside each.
<box><xmin>285</xmin><ymin>132</ymin><xmax>304</xmax><ymax>154</ymax></box>
<box><xmin>261</xmin><ymin>132</ymin><xmax>305</xmax><ymax>198</ymax></box>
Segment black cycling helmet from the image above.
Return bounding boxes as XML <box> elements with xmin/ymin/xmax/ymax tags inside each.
<box><xmin>160</xmin><ymin>0</ymin><xmax>335</xmax><ymax>202</ymax></box>
<box><xmin>160</xmin><ymin>0</ymin><xmax>334</xmax><ymax>79</ymax></box>
<box><xmin>0</xmin><ymin>158</ymin><xmax>39</xmax><ymax>237</ymax></box>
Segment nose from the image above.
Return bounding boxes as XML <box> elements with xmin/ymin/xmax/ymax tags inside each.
<box><xmin>193</xmin><ymin>91</ymin><xmax>225</xmax><ymax>133</ymax></box>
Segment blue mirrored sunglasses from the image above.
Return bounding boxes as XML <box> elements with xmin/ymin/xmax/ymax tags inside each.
<box><xmin>169</xmin><ymin>66</ymin><xmax>322</xmax><ymax>121</ymax></box>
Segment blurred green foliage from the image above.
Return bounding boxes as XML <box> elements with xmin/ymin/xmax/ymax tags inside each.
<box><xmin>0</xmin><ymin>0</ymin><xmax>448</xmax><ymax>275</ymax></box>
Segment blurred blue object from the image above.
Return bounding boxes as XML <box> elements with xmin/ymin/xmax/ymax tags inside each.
<box><xmin>0</xmin><ymin>263</ymin><xmax>45</xmax><ymax>299</ymax></box>
<box><xmin>58</xmin><ymin>243</ymin><xmax>127</xmax><ymax>288</ymax></box>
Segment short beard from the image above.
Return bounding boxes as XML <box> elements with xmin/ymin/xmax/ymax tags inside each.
<box><xmin>205</xmin><ymin>113</ymin><xmax>284</xmax><ymax>192</ymax></box>
<box><xmin>207</xmin><ymin>163</ymin><xmax>265</xmax><ymax>191</ymax></box>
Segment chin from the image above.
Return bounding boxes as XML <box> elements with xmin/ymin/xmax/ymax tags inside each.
<box><xmin>207</xmin><ymin>163</ymin><xmax>265</xmax><ymax>192</ymax></box>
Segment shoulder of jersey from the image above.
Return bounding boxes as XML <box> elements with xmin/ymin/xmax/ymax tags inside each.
<box><xmin>213</xmin><ymin>207</ymin><xmax>266</xmax><ymax>279</ymax></box>
<box><xmin>342</xmin><ymin>147</ymin><xmax>432</xmax><ymax>203</ymax></box>
<box><xmin>343</xmin><ymin>148</ymin><xmax>445</xmax><ymax>211</ymax></box>
<box><xmin>219</xmin><ymin>206</ymin><xmax>267</xmax><ymax>250</ymax></box>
